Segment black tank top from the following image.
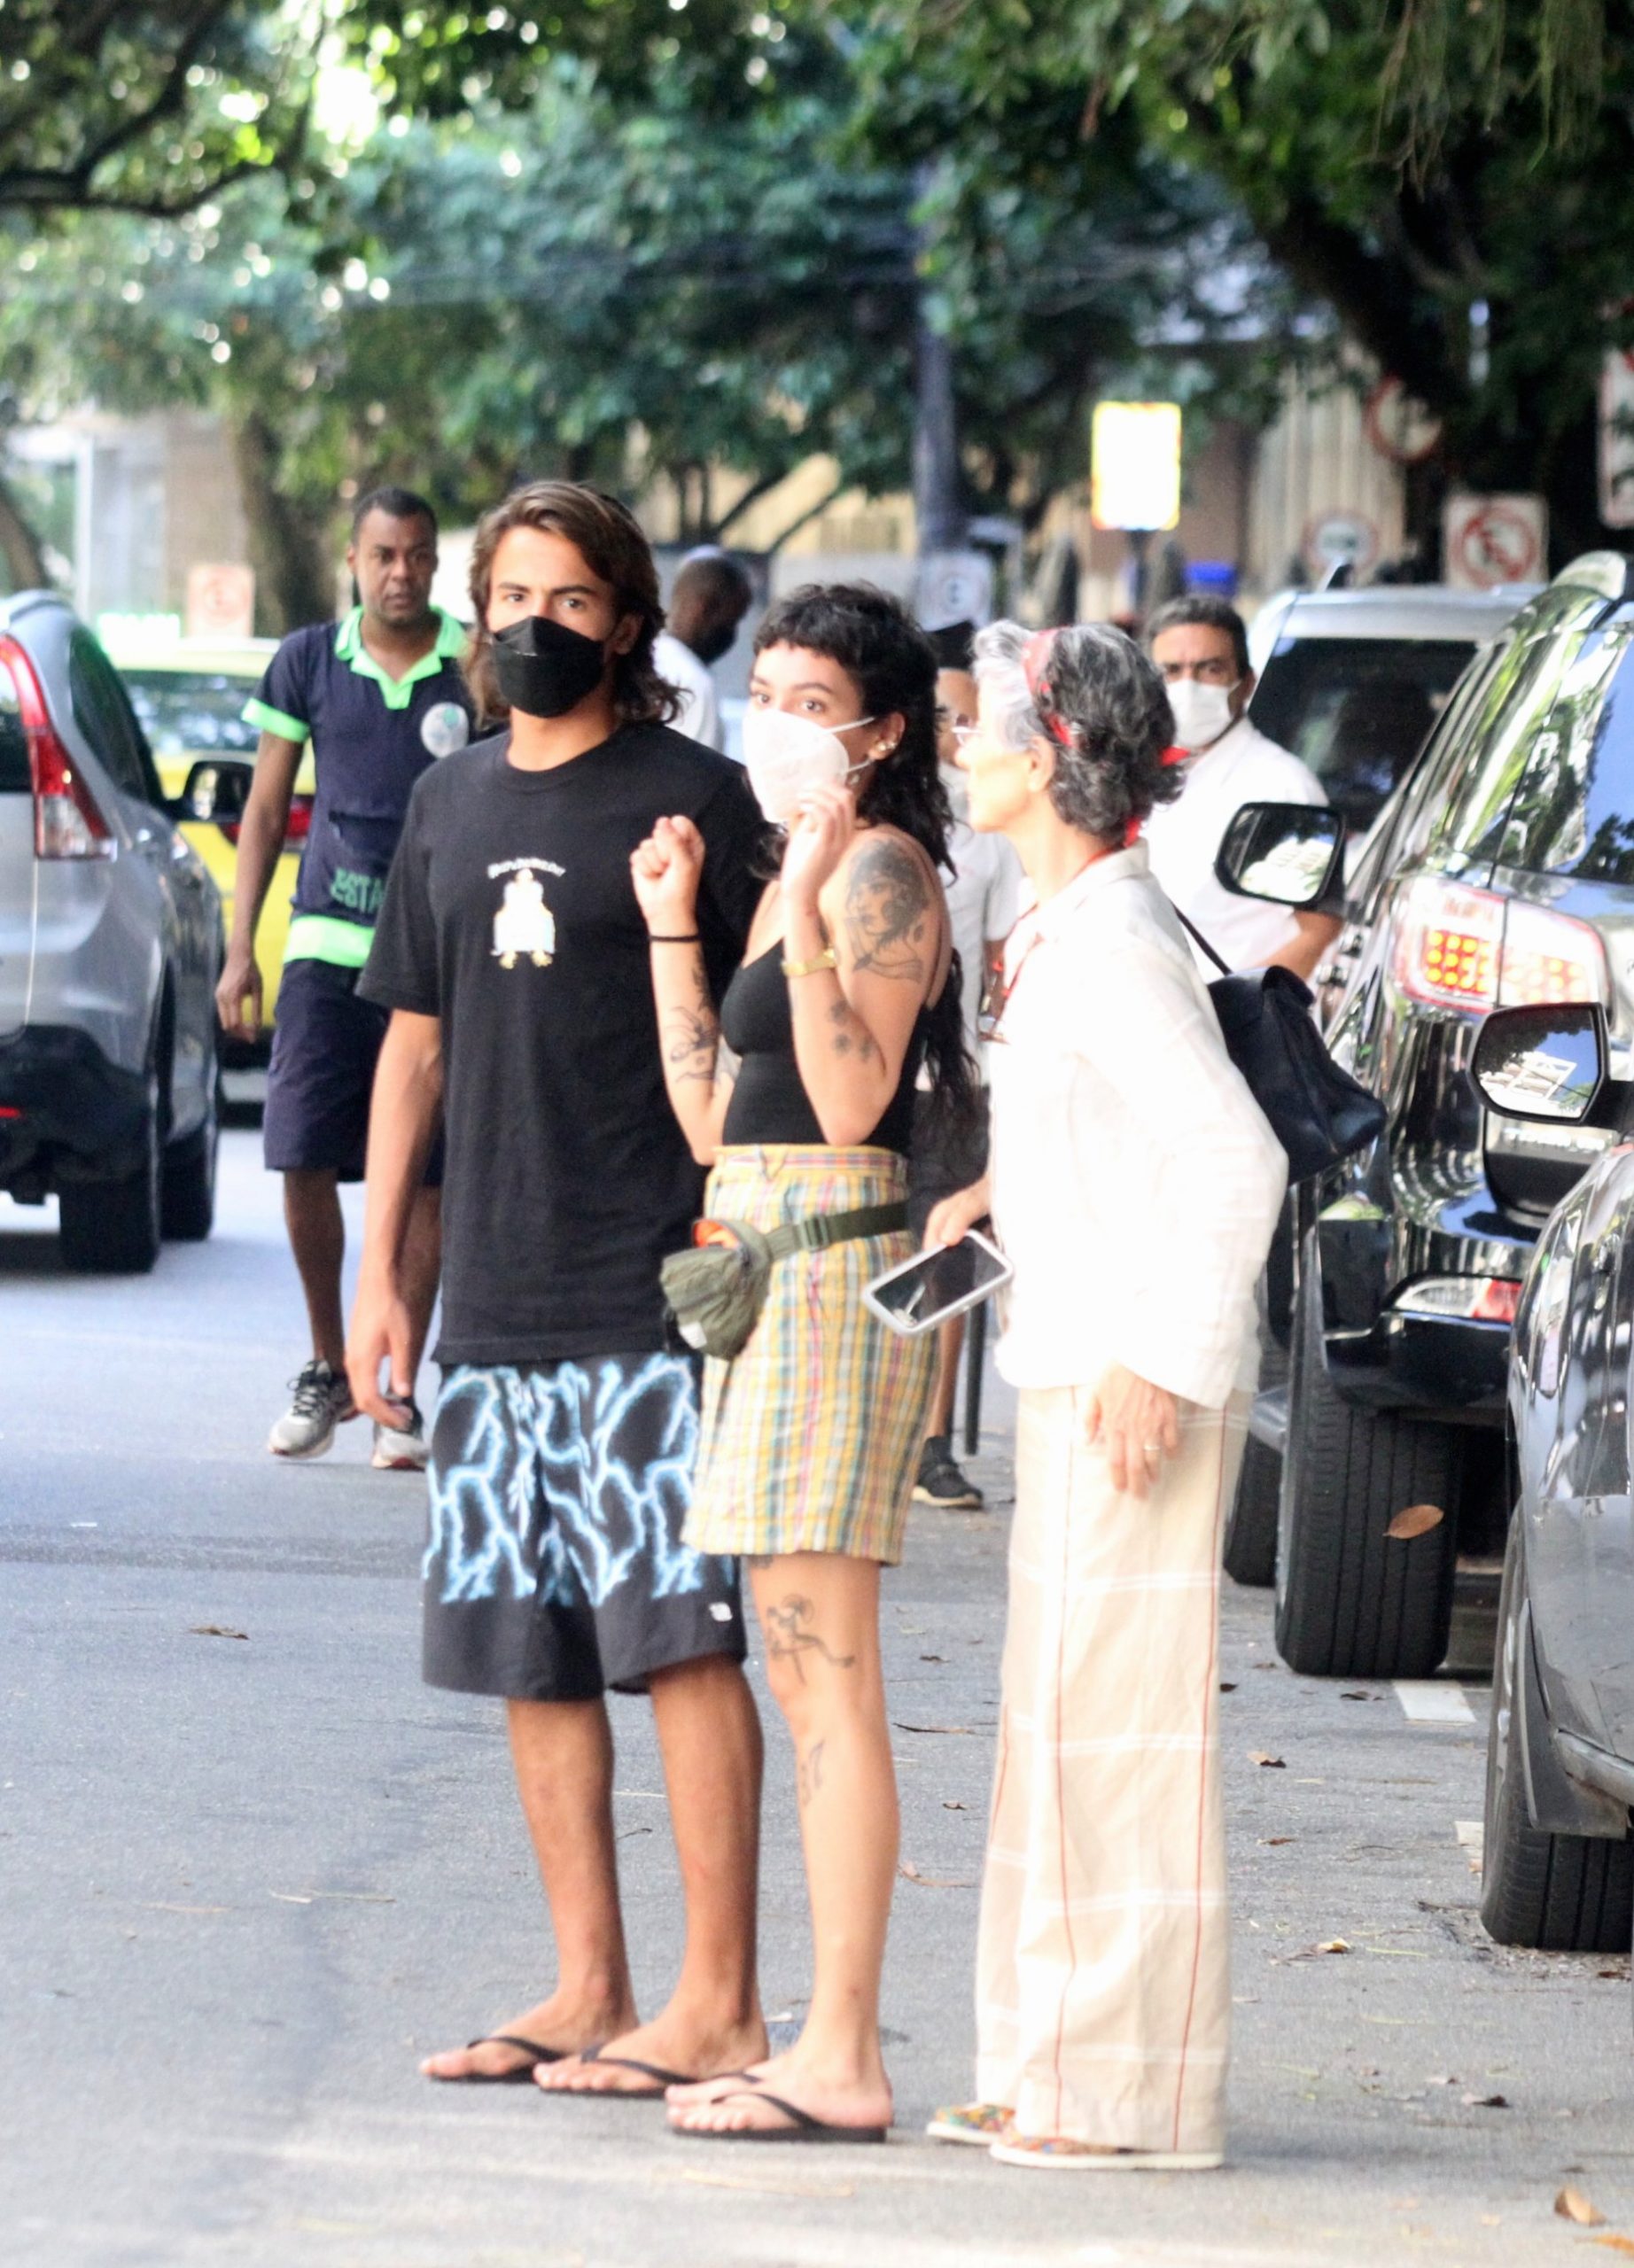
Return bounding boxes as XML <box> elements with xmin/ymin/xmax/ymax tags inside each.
<box><xmin>719</xmin><ymin>943</ymin><xmax>928</xmax><ymax>1153</ymax></box>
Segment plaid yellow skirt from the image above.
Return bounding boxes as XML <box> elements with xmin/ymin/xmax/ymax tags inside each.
<box><xmin>684</xmin><ymin>1146</ymin><xmax>937</xmax><ymax>1565</ymax></box>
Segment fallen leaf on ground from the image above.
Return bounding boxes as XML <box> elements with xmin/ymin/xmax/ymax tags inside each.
<box><xmin>1463</xmin><ymin>2091</ymin><xmax>1508</xmax><ymax>2109</ymax></box>
<box><xmin>1590</xmin><ymin>2237</ymin><xmax>1634</xmax><ymax>2256</ymax></box>
<box><xmin>892</xmin><ymin>1721</ymin><xmax>976</xmax><ymax>1736</ymax></box>
<box><xmin>1218</xmin><ymin>1681</ymin><xmax>1238</xmax><ymax>1692</ymax></box>
<box><xmin>188</xmin><ymin>1625</ymin><xmax>248</xmax><ymax>1641</ymax></box>
<box><xmin>899</xmin><ymin>1860</ymin><xmax>975</xmax><ymax>1889</ymax></box>
<box><xmin>1340</xmin><ymin>1689</ymin><xmax>1377</xmax><ymax>1701</ymax></box>
<box><xmin>918</xmin><ymin>1653</ymin><xmax>946</xmax><ymax>1663</ymax></box>
<box><xmin>1262</xmin><ymin>1836</ymin><xmax>1296</xmax><ymax>1846</ymax></box>
<box><xmin>1385</xmin><ymin>1503</ymin><xmax>1444</xmax><ymax>1541</ymax></box>
<box><xmin>1317</xmin><ymin>1938</ymin><xmax>1352</xmax><ymax>1955</ymax></box>
<box><xmin>1557</xmin><ymin>2187</ymin><xmax>1607</xmax><ymax>2226</ymax></box>
<box><xmin>942</xmin><ymin>1800</ymin><xmax>968</xmax><ymax>1811</ymax></box>
<box><xmin>1249</xmin><ymin>1751</ymin><xmax>1287</xmax><ymax>1768</ymax></box>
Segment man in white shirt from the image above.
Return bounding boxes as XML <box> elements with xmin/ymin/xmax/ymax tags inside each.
<box><xmin>1143</xmin><ymin>596</ymin><xmax>1342</xmax><ymax>978</ymax></box>
<box><xmin>907</xmin><ymin>625</ymin><xmax>1024</xmax><ymax>1511</ymax></box>
<box><xmin>653</xmin><ymin>549</ymin><xmax>753</xmax><ymax>753</ymax></box>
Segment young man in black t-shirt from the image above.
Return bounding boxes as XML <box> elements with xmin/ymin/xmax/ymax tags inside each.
<box><xmin>350</xmin><ymin>483</ymin><xmax>769</xmax><ymax>2093</ymax></box>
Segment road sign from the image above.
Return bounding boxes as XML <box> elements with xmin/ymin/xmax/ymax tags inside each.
<box><xmin>1363</xmin><ymin>376</ymin><xmax>1443</xmax><ymax>467</ymax></box>
<box><xmin>1091</xmin><ymin>401</ymin><xmax>1181</xmax><ymax>532</ymax></box>
<box><xmin>1599</xmin><ymin>348</ymin><xmax>1634</xmax><ymax>528</ymax></box>
<box><xmin>1303</xmin><ymin>510</ymin><xmax>1380</xmax><ymax>580</ymax></box>
<box><xmin>1443</xmin><ymin>493</ymin><xmax>1546</xmax><ymax>589</ymax></box>
<box><xmin>916</xmin><ymin>549</ymin><xmax>993</xmax><ymax>632</ymax></box>
<box><xmin>186</xmin><ymin>562</ymin><xmax>255</xmax><ymax>641</ymax></box>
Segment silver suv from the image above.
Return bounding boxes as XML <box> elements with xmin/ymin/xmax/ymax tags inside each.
<box><xmin>0</xmin><ymin>591</ymin><xmax>222</xmax><ymax>1270</ymax></box>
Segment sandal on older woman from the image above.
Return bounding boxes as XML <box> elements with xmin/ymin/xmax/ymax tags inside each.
<box><xmin>926</xmin><ymin>2101</ymin><xmax>1012</xmax><ymax>2146</ymax></box>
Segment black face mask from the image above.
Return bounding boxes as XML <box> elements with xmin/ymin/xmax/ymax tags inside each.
<box><xmin>492</xmin><ymin>613</ymin><xmax>609</xmax><ymax>718</ymax></box>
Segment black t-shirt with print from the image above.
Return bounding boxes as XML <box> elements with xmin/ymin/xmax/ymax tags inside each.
<box><xmin>361</xmin><ymin>723</ymin><xmax>765</xmax><ymax>1364</ymax></box>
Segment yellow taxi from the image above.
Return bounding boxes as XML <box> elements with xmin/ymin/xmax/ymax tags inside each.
<box><xmin>105</xmin><ymin>633</ymin><xmax>316</xmax><ymax>1061</ymax></box>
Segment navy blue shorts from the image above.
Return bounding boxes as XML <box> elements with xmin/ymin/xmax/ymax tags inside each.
<box><xmin>264</xmin><ymin>955</ymin><xmax>441</xmax><ymax>1184</ymax></box>
<box><xmin>422</xmin><ymin>1353</ymin><xmax>744</xmax><ymax>1701</ymax></box>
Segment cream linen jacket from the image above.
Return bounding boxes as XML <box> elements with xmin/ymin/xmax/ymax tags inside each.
<box><xmin>987</xmin><ymin>842</ymin><xmax>1288</xmax><ymax>1407</ymax></box>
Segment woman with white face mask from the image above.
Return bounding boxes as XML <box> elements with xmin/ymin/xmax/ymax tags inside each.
<box><xmin>630</xmin><ymin>582</ymin><xmax>977</xmax><ymax>2146</ymax></box>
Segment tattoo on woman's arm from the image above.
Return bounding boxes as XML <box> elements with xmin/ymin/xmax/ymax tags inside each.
<box><xmin>825</xmin><ymin>993</ymin><xmax>878</xmax><ymax>1064</ymax></box>
<box><xmin>665</xmin><ymin>1000</ymin><xmax>719</xmax><ymax>1085</ymax></box>
<box><xmin>844</xmin><ymin>835</ymin><xmax>931</xmax><ymax>982</ymax></box>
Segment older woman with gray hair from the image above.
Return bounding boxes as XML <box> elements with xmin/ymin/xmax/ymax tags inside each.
<box><xmin>925</xmin><ymin>620</ymin><xmax>1286</xmax><ymax>2173</ymax></box>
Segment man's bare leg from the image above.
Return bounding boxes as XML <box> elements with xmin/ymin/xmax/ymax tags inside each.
<box><xmin>536</xmin><ymin>1655</ymin><xmax>767</xmax><ymax>2093</ymax></box>
<box><xmin>284</xmin><ymin>1168</ymin><xmax>347</xmax><ymax>1371</ymax></box>
<box><xmin>423</xmin><ymin>1696</ymin><xmax>638</xmax><ymax>2079</ymax></box>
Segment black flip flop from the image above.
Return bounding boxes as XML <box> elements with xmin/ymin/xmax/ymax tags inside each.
<box><xmin>432</xmin><ymin>2033</ymin><xmax>566</xmax><ymax>2085</ymax></box>
<box><xmin>673</xmin><ymin>2087</ymin><xmax>888</xmax><ymax>2144</ymax></box>
<box><xmin>545</xmin><ymin>2045</ymin><xmax>701</xmax><ymax>2100</ymax></box>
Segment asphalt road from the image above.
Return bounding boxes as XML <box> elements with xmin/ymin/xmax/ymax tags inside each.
<box><xmin>4</xmin><ymin>1130</ymin><xmax>1631</xmax><ymax>2268</ymax></box>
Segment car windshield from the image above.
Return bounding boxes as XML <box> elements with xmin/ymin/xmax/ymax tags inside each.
<box><xmin>1495</xmin><ymin>626</ymin><xmax>1634</xmax><ymax>883</ymax></box>
<box><xmin>1249</xmin><ymin>636</ymin><xmax>1475</xmax><ymax>836</ymax></box>
<box><xmin>121</xmin><ymin>669</ymin><xmax>261</xmax><ymax>757</ymax></box>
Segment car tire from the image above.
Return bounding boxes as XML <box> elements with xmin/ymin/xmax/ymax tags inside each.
<box><xmin>58</xmin><ymin>1070</ymin><xmax>162</xmax><ymax>1275</ymax></box>
<box><xmin>161</xmin><ymin>1070</ymin><xmax>219</xmax><ymax>1241</ymax></box>
<box><xmin>1224</xmin><ymin>1435</ymin><xmax>1281</xmax><ymax>1588</ymax></box>
<box><xmin>1481</xmin><ymin>1517</ymin><xmax>1634</xmax><ymax>1951</ymax></box>
<box><xmin>1274</xmin><ymin>1237</ymin><xmax>1460</xmax><ymax>1677</ymax></box>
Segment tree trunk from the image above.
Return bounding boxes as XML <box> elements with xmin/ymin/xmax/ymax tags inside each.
<box><xmin>0</xmin><ymin>471</ymin><xmax>51</xmax><ymax>593</ymax></box>
<box><xmin>229</xmin><ymin>409</ymin><xmax>335</xmax><ymax>634</ymax></box>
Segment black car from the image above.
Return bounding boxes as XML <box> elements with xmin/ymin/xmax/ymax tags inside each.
<box><xmin>1467</xmin><ymin>1002</ymin><xmax>1633</xmax><ymax>1959</ymax></box>
<box><xmin>1247</xmin><ymin>552</ymin><xmax>1634</xmax><ymax>1678</ymax></box>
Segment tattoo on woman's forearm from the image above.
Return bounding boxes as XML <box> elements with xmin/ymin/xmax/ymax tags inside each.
<box><xmin>665</xmin><ymin>1005</ymin><xmax>719</xmax><ymax>1085</ymax></box>
<box><xmin>844</xmin><ymin>835</ymin><xmax>931</xmax><ymax>981</ymax></box>
<box><xmin>798</xmin><ymin>1738</ymin><xmax>827</xmax><ymax>1806</ymax></box>
<box><xmin>764</xmin><ymin>1595</ymin><xmax>856</xmax><ymax>1682</ymax></box>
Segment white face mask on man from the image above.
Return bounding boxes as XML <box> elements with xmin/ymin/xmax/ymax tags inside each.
<box><xmin>1164</xmin><ymin>677</ymin><xmax>1240</xmax><ymax>754</ymax></box>
<box><xmin>740</xmin><ymin>706</ymin><xmax>877</xmax><ymax>827</ymax></box>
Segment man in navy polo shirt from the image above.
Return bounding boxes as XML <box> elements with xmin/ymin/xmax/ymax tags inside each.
<box><xmin>217</xmin><ymin>485</ymin><xmax>475</xmax><ymax>1466</ymax></box>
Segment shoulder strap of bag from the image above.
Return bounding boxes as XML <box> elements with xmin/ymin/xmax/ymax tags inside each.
<box><xmin>1171</xmin><ymin>901</ymin><xmax>1233</xmax><ymax>978</ymax></box>
<box><xmin>765</xmin><ymin>1200</ymin><xmax>909</xmax><ymax>1260</ymax></box>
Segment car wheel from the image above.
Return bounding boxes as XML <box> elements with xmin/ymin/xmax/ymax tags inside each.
<box><xmin>1481</xmin><ymin>1516</ymin><xmax>1634</xmax><ymax>1950</ymax></box>
<box><xmin>58</xmin><ymin>1068</ymin><xmax>162</xmax><ymax>1275</ymax></box>
<box><xmin>1274</xmin><ymin>1235</ymin><xmax>1460</xmax><ymax>1677</ymax></box>
<box><xmin>1224</xmin><ymin>1435</ymin><xmax>1281</xmax><ymax>1588</ymax></box>
<box><xmin>161</xmin><ymin>1068</ymin><xmax>219</xmax><ymax>1241</ymax></box>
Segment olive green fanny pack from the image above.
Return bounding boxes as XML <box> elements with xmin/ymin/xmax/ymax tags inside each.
<box><xmin>661</xmin><ymin>1201</ymin><xmax>909</xmax><ymax>1360</ymax></box>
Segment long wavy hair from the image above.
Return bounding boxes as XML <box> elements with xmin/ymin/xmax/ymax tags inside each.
<box><xmin>755</xmin><ymin>582</ymin><xmax>979</xmax><ymax>1141</ymax></box>
<box><xmin>464</xmin><ymin>481</ymin><xmax>681</xmax><ymax>730</ymax></box>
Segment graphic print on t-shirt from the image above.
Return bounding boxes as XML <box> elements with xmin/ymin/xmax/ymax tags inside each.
<box><xmin>421</xmin><ymin>699</ymin><xmax>472</xmax><ymax>759</ymax></box>
<box><xmin>490</xmin><ymin>854</ymin><xmax>563</xmax><ymax>969</ymax></box>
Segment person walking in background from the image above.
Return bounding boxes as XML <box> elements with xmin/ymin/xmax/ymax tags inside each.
<box><xmin>1143</xmin><ymin>594</ymin><xmax>1341</xmax><ymax>979</ymax></box>
<box><xmin>630</xmin><ymin>584</ymin><xmax>976</xmax><ymax>2145</ymax></box>
<box><xmin>347</xmin><ymin>481</ymin><xmax>770</xmax><ymax>2093</ymax></box>
<box><xmin>216</xmin><ymin>486</ymin><xmax>473</xmax><ymax>1468</ymax></box>
<box><xmin>907</xmin><ymin>622</ymin><xmax>1023</xmax><ymax>1511</ymax></box>
<box><xmin>928</xmin><ymin>620</ymin><xmax>1286</xmax><ymax>2171</ymax></box>
<box><xmin>653</xmin><ymin>548</ymin><xmax>754</xmax><ymax>753</ymax></box>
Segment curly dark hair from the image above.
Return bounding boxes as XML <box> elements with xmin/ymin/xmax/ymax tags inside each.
<box><xmin>464</xmin><ymin>481</ymin><xmax>681</xmax><ymax>730</ymax></box>
<box><xmin>755</xmin><ymin>581</ymin><xmax>977</xmax><ymax>1139</ymax></box>
<box><xmin>975</xmin><ymin>619</ymin><xmax>1180</xmax><ymax>837</ymax></box>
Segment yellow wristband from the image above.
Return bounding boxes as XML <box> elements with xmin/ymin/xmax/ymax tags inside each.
<box><xmin>782</xmin><ymin>946</ymin><xmax>838</xmax><ymax>978</ymax></box>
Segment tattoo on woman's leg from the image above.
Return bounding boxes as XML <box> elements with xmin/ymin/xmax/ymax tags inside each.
<box><xmin>765</xmin><ymin>1594</ymin><xmax>856</xmax><ymax>1681</ymax></box>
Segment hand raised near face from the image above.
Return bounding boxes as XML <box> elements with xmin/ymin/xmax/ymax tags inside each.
<box><xmin>631</xmin><ymin>813</ymin><xmax>706</xmax><ymax>932</ymax></box>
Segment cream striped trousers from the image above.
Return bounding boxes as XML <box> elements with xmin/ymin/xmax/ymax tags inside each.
<box><xmin>975</xmin><ymin>1383</ymin><xmax>1248</xmax><ymax>2155</ymax></box>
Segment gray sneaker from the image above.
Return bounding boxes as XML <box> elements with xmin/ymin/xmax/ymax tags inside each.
<box><xmin>372</xmin><ymin>1400</ymin><xmax>429</xmax><ymax>1472</ymax></box>
<box><xmin>268</xmin><ymin>1359</ymin><xmax>355</xmax><ymax>1459</ymax></box>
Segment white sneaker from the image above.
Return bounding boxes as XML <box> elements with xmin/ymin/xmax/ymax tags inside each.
<box><xmin>372</xmin><ymin>1400</ymin><xmax>429</xmax><ymax>1472</ymax></box>
<box><xmin>268</xmin><ymin>1360</ymin><xmax>356</xmax><ymax>1459</ymax></box>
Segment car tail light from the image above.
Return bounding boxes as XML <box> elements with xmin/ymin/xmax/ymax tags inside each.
<box><xmin>1393</xmin><ymin>1276</ymin><xmax>1521</xmax><ymax>1324</ymax></box>
<box><xmin>1394</xmin><ymin>878</ymin><xmax>1609</xmax><ymax>1012</ymax></box>
<box><xmin>216</xmin><ymin>792</ymin><xmax>309</xmax><ymax>850</ymax></box>
<box><xmin>0</xmin><ymin>636</ymin><xmax>116</xmax><ymax>862</ymax></box>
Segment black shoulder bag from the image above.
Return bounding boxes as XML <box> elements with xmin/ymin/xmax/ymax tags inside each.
<box><xmin>1172</xmin><ymin>909</ymin><xmax>1385</xmax><ymax>1184</ymax></box>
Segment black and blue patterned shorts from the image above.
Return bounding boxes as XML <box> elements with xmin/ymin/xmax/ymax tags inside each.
<box><xmin>422</xmin><ymin>1352</ymin><xmax>744</xmax><ymax>1700</ymax></box>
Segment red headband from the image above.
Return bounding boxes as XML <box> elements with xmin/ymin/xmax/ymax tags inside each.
<box><xmin>1021</xmin><ymin>627</ymin><xmax>1074</xmax><ymax>749</ymax></box>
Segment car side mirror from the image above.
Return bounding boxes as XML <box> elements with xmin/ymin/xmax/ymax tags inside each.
<box><xmin>1214</xmin><ymin>801</ymin><xmax>1343</xmax><ymax>907</ymax></box>
<box><xmin>1472</xmin><ymin>1003</ymin><xmax>1607</xmax><ymax>1123</ymax></box>
<box><xmin>171</xmin><ymin>757</ymin><xmax>253</xmax><ymax>825</ymax></box>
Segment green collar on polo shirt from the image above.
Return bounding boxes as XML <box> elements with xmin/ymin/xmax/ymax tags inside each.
<box><xmin>332</xmin><ymin>605</ymin><xmax>465</xmax><ymax>711</ymax></box>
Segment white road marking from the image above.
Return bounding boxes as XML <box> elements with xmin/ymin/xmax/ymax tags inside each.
<box><xmin>1393</xmin><ymin>1680</ymin><xmax>1475</xmax><ymax>1724</ymax></box>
